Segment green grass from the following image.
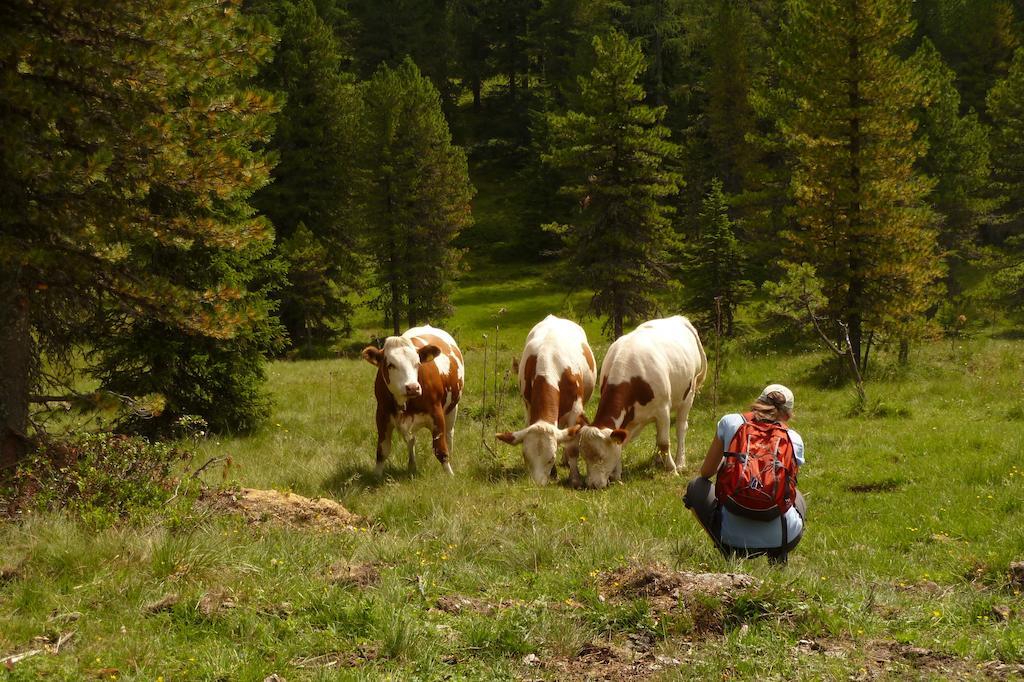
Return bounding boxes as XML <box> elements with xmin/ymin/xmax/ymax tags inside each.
<box><xmin>3</xmin><ymin>266</ymin><xmax>1024</xmax><ymax>680</ymax></box>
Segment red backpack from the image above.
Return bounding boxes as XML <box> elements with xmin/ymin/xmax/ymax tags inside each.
<box><xmin>715</xmin><ymin>413</ymin><xmax>798</xmax><ymax>521</ymax></box>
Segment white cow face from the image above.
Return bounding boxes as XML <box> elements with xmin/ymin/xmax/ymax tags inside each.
<box><xmin>362</xmin><ymin>338</ymin><xmax>441</xmax><ymax>403</ymax></box>
<box><xmin>579</xmin><ymin>426</ymin><xmax>628</xmax><ymax>489</ymax></box>
<box><xmin>497</xmin><ymin>423</ymin><xmax>580</xmax><ymax>486</ymax></box>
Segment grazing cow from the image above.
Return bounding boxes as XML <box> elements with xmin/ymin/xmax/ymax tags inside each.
<box><xmin>579</xmin><ymin>316</ymin><xmax>706</xmax><ymax>489</ymax></box>
<box><xmin>361</xmin><ymin>326</ymin><xmax>464</xmax><ymax>476</ymax></box>
<box><xmin>496</xmin><ymin>315</ymin><xmax>596</xmax><ymax>486</ymax></box>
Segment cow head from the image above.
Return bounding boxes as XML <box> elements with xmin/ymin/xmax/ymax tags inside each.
<box><xmin>578</xmin><ymin>425</ymin><xmax>628</xmax><ymax>489</ymax></box>
<box><xmin>362</xmin><ymin>336</ymin><xmax>441</xmax><ymax>404</ymax></box>
<box><xmin>496</xmin><ymin>423</ymin><xmax>580</xmax><ymax>486</ymax></box>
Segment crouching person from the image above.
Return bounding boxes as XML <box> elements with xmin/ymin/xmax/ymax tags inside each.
<box><xmin>684</xmin><ymin>385</ymin><xmax>805</xmax><ymax>564</ymax></box>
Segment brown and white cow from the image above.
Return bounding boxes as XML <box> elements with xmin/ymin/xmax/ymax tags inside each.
<box><xmin>496</xmin><ymin>315</ymin><xmax>596</xmax><ymax>486</ymax></box>
<box><xmin>361</xmin><ymin>325</ymin><xmax>464</xmax><ymax>476</ymax></box>
<box><xmin>579</xmin><ymin>316</ymin><xmax>706</xmax><ymax>489</ymax></box>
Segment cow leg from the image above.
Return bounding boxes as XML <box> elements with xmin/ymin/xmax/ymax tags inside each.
<box><xmin>655</xmin><ymin>407</ymin><xmax>677</xmax><ymax>474</ymax></box>
<box><xmin>675</xmin><ymin>393</ymin><xmax>696</xmax><ymax>470</ymax></box>
<box><xmin>374</xmin><ymin>410</ymin><xmax>395</xmax><ymax>477</ymax></box>
<box><xmin>565</xmin><ymin>441</ymin><xmax>583</xmax><ymax>488</ymax></box>
<box><xmin>405</xmin><ymin>433</ymin><xmax>417</xmax><ymax>474</ymax></box>
<box><xmin>445</xmin><ymin>404</ymin><xmax>458</xmax><ymax>458</ymax></box>
<box><xmin>431</xmin><ymin>408</ymin><xmax>454</xmax><ymax>476</ymax></box>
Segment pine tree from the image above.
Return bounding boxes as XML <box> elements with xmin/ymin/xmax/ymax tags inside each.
<box><xmin>986</xmin><ymin>47</ymin><xmax>1024</xmax><ymax>314</ymax></box>
<box><xmin>358</xmin><ymin>59</ymin><xmax>474</xmax><ymax>333</ymax></box>
<box><xmin>913</xmin><ymin>38</ymin><xmax>995</xmax><ymax>287</ymax></box>
<box><xmin>683</xmin><ymin>179</ymin><xmax>753</xmax><ymax>335</ymax></box>
<box><xmin>762</xmin><ymin>0</ymin><xmax>942</xmax><ymax>367</ymax></box>
<box><xmin>619</xmin><ymin>0</ymin><xmax>691</xmax><ymax>109</ymax></box>
<box><xmin>0</xmin><ymin>0</ymin><xmax>278</xmax><ymax>461</ymax></box>
<box><xmin>913</xmin><ymin>0</ymin><xmax>1020</xmax><ymax>117</ymax></box>
<box><xmin>451</xmin><ymin>0</ymin><xmax>493</xmax><ymax>112</ymax></box>
<box><xmin>346</xmin><ymin>0</ymin><xmax>457</xmax><ymax>113</ymax></box>
<box><xmin>699</xmin><ymin>0</ymin><xmax>784</xmax><ymax>283</ymax></box>
<box><xmin>92</xmin><ymin>240</ymin><xmax>285</xmax><ymax>434</ymax></box>
<box><xmin>530</xmin><ymin>0</ymin><xmax>618</xmax><ymax>106</ymax></box>
<box><xmin>704</xmin><ymin>0</ymin><xmax>762</xmax><ymax>195</ymax></box>
<box><xmin>255</xmin><ymin>0</ymin><xmax>361</xmax><ymax>347</ymax></box>
<box><xmin>543</xmin><ymin>30</ymin><xmax>683</xmax><ymax>338</ymax></box>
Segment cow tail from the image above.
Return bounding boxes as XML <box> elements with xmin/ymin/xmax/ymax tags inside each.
<box><xmin>687</xmin><ymin>319</ymin><xmax>708</xmax><ymax>395</ymax></box>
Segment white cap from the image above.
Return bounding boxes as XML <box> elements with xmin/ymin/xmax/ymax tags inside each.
<box><xmin>759</xmin><ymin>384</ymin><xmax>794</xmax><ymax>413</ymax></box>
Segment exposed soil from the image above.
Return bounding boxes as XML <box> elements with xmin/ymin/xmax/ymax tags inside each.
<box><xmin>601</xmin><ymin>563</ymin><xmax>757</xmax><ymax>615</ymax></box>
<box><xmin>793</xmin><ymin>637</ymin><xmax>1024</xmax><ymax>680</ymax></box>
<box><xmin>523</xmin><ymin>641</ymin><xmax>685</xmax><ymax>681</ymax></box>
<box><xmin>328</xmin><ymin>560</ymin><xmax>380</xmax><ymax>588</ymax></box>
<box><xmin>143</xmin><ymin>593</ymin><xmax>179</xmax><ymax>614</ymax></box>
<box><xmin>0</xmin><ymin>562</ymin><xmax>22</xmax><ymax>584</ymax></box>
<box><xmin>203</xmin><ymin>487</ymin><xmax>362</xmax><ymax>531</ymax></box>
<box><xmin>291</xmin><ymin>646</ymin><xmax>379</xmax><ymax>670</ymax></box>
<box><xmin>433</xmin><ymin>594</ymin><xmax>527</xmax><ymax>615</ymax></box>
<box><xmin>603</xmin><ymin>563</ymin><xmax>757</xmax><ymax>599</ymax></box>
<box><xmin>197</xmin><ymin>588</ymin><xmax>237</xmax><ymax>616</ymax></box>
<box><xmin>1009</xmin><ymin>561</ymin><xmax>1024</xmax><ymax>590</ymax></box>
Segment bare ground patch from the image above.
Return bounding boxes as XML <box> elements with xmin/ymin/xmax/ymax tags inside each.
<box><xmin>291</xmin><ymin>645</ymin><xmax>379</xmax><ymax>670</ymax></box>
<box><xmin>601</xmin><ymin>563</ymin><xmax>757</xmax><ymax>612</ymax></box>
<box><xmin>433</xmin><ymin>594</ymin><xmax>528</xmax><ymax>615</ymax></box>
<box><xmin>328</xmin><ymin>560</ymin><xmax>380</xmax><ymax>588</ymax></box>
<box><xmin>202</xmin><ymin>487</ymin><xmax>363</xmax><ymax>531</ymax></box>
<box><xmin>522</xmin><ymin>641</ymin><xmax>685</xmax><ymax>681</ymax></box>
<box><xmin>793</xmin><ymin>637</ymin><xmax>1024</xmax><ymax>680</ymax></box>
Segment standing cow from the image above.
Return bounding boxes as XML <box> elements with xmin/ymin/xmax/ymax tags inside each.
<box><xmin>361</xmin><ymin>326</ymin><xmax>464</xmax><ymax>476</ymax></box>
<box><xmin>496</xmin><ymin>315</ymin><xmax>596</xmax><ymax>486</ymax></box>
<box><xmin>579</xmin><ymin>316</ymin><xmax>706</xmax><ymax>489</ymax></box>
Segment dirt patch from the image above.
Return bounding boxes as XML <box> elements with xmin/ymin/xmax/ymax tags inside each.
<box><xmin>328</xmin><ymin>561</ymin><xmax>380</xmax><ymax>588</ymax></box>
<box><xmin>1008</xmin><ymin>561</ymin><xmax>1024</xmax><ymax>590</ymax></box>
<box><xmin>601</xmin><ymin>563</ymin><xmax>757</xmax><ymax>613</ymax></box>
<box><xmin>794</xmin><ymin>638</ymin><xmax>1022</xmax><ymax>679</ymax></box>
<box><xmin>526</xmin><ymin>641</ymin><xmax>685</xmax><ymax>681</ymax></box>
<box><xmin>291</xmin><ymin>646</ymin><xmax>379</xmax><ymax>670</ymax></box>
<box><xmin>435</xmin><ymin>595</ymin><xmax>494</xmax><ymax>615</ymax></box>
<box><xmin>203</xmin><ymin>487</ymin><xmax>363</xmax><ymax>531</ymax></box>
<box><xmin>143</xmin><ymin>593</ymin><xmax>179</xmax><ymax>614</ymax></box>
<box><xmin>433</xmin><ymin>594</ymin><xmax>529</xmax><ymax>616</ymax></box>
<box><xmin>0</xmin><ymin>562</ymin><xmax>22</xmax><ymax>584</ymax></box>
<box><xmin>197</xmin><ymin>589</ymin><xmax>237</xmax><ymax>616</ymax></box>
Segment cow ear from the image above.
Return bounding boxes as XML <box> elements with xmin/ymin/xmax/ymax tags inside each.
<box><xmin>418</xmin><ymin>344</ymin><xmax>441</xmax><ymax>363</ymax></box>
<box><xmin>362</xmin><ymin>346</ymin><xmax>383</xmax><ymax>366</ymax></box>
<box><xmin>556</xmin><ymin>424</ymin><xmax>582</xmax><ymax>444</ymax></box>
<box><xmin>609</xmin><ymin>429</ymin><xmax>628</xmax><ymax>444</ymax></box>
<box><xmin>496</xmin><ymin>430</ymin><xmax>526</xmax><ymax>445</ymax></box>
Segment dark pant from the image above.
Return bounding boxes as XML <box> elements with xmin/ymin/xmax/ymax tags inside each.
<box><xmin>683</xmin><ymin>477</ymin><xmax>806</xmax><ymax>564</ymax></box>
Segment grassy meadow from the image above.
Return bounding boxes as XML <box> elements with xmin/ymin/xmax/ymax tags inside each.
<box><xmin>3</xmin><ymin>263</ymin><xmax>1024</xmax><ymax>680</ymax></box>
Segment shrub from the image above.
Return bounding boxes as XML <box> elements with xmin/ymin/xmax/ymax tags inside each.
<box><xmin>1</xmin><ymin>432</ymin><xmax>194</xmax><ymax>526</ymax></box>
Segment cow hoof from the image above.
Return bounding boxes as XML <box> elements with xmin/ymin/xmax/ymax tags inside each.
<box><xmin>374</xmin><ymin>464</ymin><xmax>386</xmax><ymax>478</ymax></box>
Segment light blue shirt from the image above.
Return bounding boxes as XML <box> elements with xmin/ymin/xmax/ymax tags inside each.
<box><xmin>717</xmin><ymin>413</ymin><xmax>804</xmax><ymax>549</ymax></box>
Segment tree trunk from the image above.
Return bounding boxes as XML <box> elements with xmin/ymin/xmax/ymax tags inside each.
<box><xmin>862</xmin><ymin>331</ymin><xmax>874</xmax><ymax>376</ymax></box>
<box><xmin>472</xmin><ymin>78</ymin><xmax>481</xmax><ymax>111</ymax></box>
<box><xmin>846</xmin><ymin>32</ymin><xmax>864</xmax><ymax>383</ymax></box>
<box><xmin>0</xmin><ymin>294</ymin><xmax>32</xmax><ymax>470</ymax></box>
<box><xmin>898</xmin><ymin>338</ymin><xmax>910</xmax><ymax>365</ymax></box>
<box><xmin>848</xmin><ymin>312</ymin><xmax>862</xmax><ymax>375</ymax></box>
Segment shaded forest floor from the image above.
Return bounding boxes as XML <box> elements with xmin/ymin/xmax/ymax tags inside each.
<box><xmin>3</xmin><ymin>265</ymin><xmax>1024</xmax><ymax>680</ymax></box>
